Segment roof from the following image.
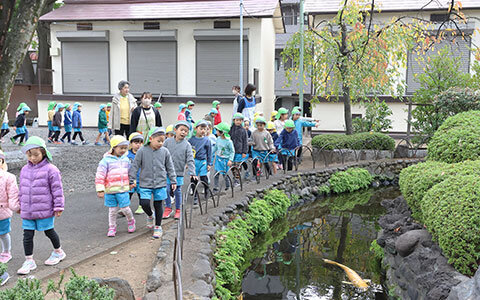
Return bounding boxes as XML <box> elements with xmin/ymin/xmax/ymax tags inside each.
<box><xmin>305</xmin><ymin>0</ymin><xmax>480</xmax><ymax>14</ymax></box>
<box><xmin>40</xmin><ymin>0</ymin><xmax>281</xmax><ymax>21</ymax></box>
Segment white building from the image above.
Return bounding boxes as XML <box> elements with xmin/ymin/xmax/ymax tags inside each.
<box><xmin>39</xmin><ymin>0</ymin><xmax>285</xmax><ymax>127</ymax></box>
<box><xmin>304</xmin><ymin>0</ymin><xmax>480</xmax><ymax>135</ymax></box>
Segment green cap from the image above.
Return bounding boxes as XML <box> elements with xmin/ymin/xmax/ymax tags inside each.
<box><xmin>106</xmin><ymin>103</ymin><xmax>112</xmax><ymax>107</ymax></box>
<box><xmin>285</xmin><ymin>119</ymin><xmax>295</xmax><ymax>128</ymax></box>
<box><xmin>64</xmin><ymin>103</ymin><xmax>71</xmax><ymax>109</ymax></box>
<box><xmin>186</xmin><ymin>100</ymin><xmax>195</xmax><ymax>106</ymax></box>
<box><xmin>17</xmin><ymin>102</ymin><xmax>27</xmax><ymax>112</ymax></box>
<box><xmin>292</xmin><ymin>109</ymin><xmax>301</xmax><ymax>115</ymax></box>
<box><xmin>145</xmin><ymin>127</ymin><xmax>166</xmax><ymax>145</ymax></box>
<box><xmin>255</xmin><ymin>117</ymin><xmax>267</xmax><ymax>125</ymax></box>
<box><xmin>276</xmin><ymin>107</ymin><xmax>289</xmax><ymax>120</ymax></box>
<box><xmin>154</xmin><ymin>102</ymin><xmax>162</xmax><ymax>108</ymax></box>
<box><xmin>47</xmin><ymin>102</ymin><xmax>56</xmax><ymax>111</ymax></box>
<box><xmin>232</xmin><ymin>113</ymin><xmax>244</xmax><ymax>120</ymax></box>
<box><xmin>212</xmin><ymin>100</ymin><xmax>220</xmax><ymax>108</ymax></box>
<box><xmin>22</xmin><ymin>136</ymin><xmax>52</xmax><ymax>161</ymax></box>
<box><xmin>215</xmin><ymin>122</ymin><xmax>231</xmax><ymax>139</ymax></box>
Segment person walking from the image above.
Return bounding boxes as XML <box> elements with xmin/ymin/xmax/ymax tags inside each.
<box><xmin>110</xmin><ymin>80</ymin><xmax>137</xmax><ymax>137</ymax></box>
<box><xmin>129</xmin><ymin>92</ymin><xmax>162</xmax><ymax>139</ymax></box>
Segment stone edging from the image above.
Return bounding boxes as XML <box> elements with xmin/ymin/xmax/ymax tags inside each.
<box><xmin>183</xmin><ymin>159</ymin><xmax>422</xmax><ymax>299</ymax></box>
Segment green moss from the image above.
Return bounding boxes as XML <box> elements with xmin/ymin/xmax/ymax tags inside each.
<box><xmin>328</xmin><ymin>168</ymin><xmax>373</xmax><ymax>194</ymax></box>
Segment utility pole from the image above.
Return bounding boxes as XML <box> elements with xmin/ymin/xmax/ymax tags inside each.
<box><xmin>240</xmin><ymin>0</ymin><xmax>244</xmax><ymax>93</ymax></box>
<box><xmin>299</xmin><ymin>0</ymin><xmax>305</xmax><ymax>112</ymax></box>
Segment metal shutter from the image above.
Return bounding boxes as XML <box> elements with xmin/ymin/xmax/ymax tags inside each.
<box><xmin>127</xmin><ymin>41</ymin><xmax>177</xmax><ymax>95</ymax></box>
<box><xmin>62</xmin><ymin>42</ymin><xmax>109</xmax><ymax>94</ymax></box>
<box><xmin>406</xmin><ymin>37</ymin><xmax>471</xmax><ymax>94</ymax></box>
<box><xmin>196</xmin><ymin>40</ymin><xmax>248</xmax><ymax>95</ymax></box>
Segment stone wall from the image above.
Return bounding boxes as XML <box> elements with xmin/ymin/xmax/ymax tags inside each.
<box><xmin>185</xmin><ymin>159</ymin><xmax>422</xmax><ymax>299</ymax></box>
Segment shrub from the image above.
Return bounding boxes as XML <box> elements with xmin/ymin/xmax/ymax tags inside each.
<box><xmin>421</xmin><ymin>175</ymin><xmax>480</xmax><ymax>275</ymax></box>
<box><xmin>246</xmin><ymin>200</ymin><xmax>273</xmax><ymax>234</ymax></box>
<box><xmin>428</xmin><ymin>111</ymin><xmax>480</xmax><ymax>163</ymax></box>
<box><xmin>435</xmin><ymin>87</ymin><xmax>480</xmax><ymax>118</ymax></box>
<box><xmin>328</xmin><ymin>168</ymin><xmax>373</xmax><ymax>194</ymax></box>
<box><xmin>312</xmin><ymin>132</ymin><xmax>395</xmax><ymax>151</ymax></box>
<box><xmin>352</xmin><ymin>100</ymin><xmax>393</xmax><ymax>133</ymax></box>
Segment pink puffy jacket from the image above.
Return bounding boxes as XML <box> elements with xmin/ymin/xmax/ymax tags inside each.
<box><xmin>0</xmin><ymin>170</ymin><xmax>20</xmax><ymax>220</ymax></box>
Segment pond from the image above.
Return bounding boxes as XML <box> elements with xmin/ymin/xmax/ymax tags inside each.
<box><xmin>241</xmin><ymin>187</ymin><xmax>401</xmax><ymax>300</ymax></box>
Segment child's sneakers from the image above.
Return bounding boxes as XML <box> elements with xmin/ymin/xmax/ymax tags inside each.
<box><xmin>146</xmin><ymin>216</ymin><xmax>154</xmax><ymax>229</ymax></box>
<box><xmin>70</xmin><ymin>141</ymin><xmax>78</xmax><ymax>145</ymax></box>
<box><xmin>94</xmin><ymin>142</ymin><xmax>102</xmax><ymax>146</ymax></box>
<box><xmin>153</xmin><ymin>226</ymin><xmax>163</xmax><ymax>239</ymax></box>
<box><xmin>162</xmin><ymin>207</ymin><xmax>173</xmax><ymax>219</ymax></box>
<box><xmin>107</xmin><ymin>225</ymin><xmax>116</xmax><ymax>237</ymax></box>
<box><xmin>45</xmin><ymin>249</ymin><xmax>66</xmax><ymax>266</ymax></box>
<box><xmin>127</xmin><ymin>219</ymin><xmax>136</xmax><ymax>233</ymax></box>
<box><xmin>0</xmin><ymin>271</ymin><xmax>9</xmax><ymax>286</ymax></box>
<box><xmin>17</xmin><ymin>259</ymin><xmax>37</xmax><ymax>275</ymax></box>
<box><xmin>0</xmin><ymin>252</ymin><xmax>12</xmax><ymax>263</ymax></box>
<box><xmin>174</xmin><ymin>209</ymin><xmax>181</xmax><ymax>220</ymax></box>
<box><xmin>82</xmin><ymin>141</ymin><xmax>89</xmax><ymax>145</ymax></box>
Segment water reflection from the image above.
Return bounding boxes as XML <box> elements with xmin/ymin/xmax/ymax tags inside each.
<box><xmin>242</xmin><ymin>187</ymin><xmax>400</xmax><ymax>300</ymax></box>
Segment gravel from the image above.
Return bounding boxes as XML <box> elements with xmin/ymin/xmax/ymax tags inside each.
<box><xmin>3</xmin><ymin>127</ymin><xmax>110</xmax><ymax>195</ymax></box>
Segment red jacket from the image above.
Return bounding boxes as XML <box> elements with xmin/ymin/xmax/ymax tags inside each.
<box><xmin>214</xmin><ymin>110</ymin><xmax>222</xmax><ymax>125</ymax></box>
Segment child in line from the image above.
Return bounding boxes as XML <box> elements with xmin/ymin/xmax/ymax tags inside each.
<box><xmin>185</xmin><ymin>101</ymin><xmax>195</xmax><ymax>125</ymax></box>
<box><xmin>213</xmin><ymin>122</ymin><xmax>234</xmax><ymax>193</ymax></box>
<box><xmin>154</xmin><ymin>102</ymin><xmax>162</xmax><ymax>112</ymax></box>
<box><xmin>206</xmin><ymin>121</ymin><xmax>216</xmax><ymax>148</ymax></box>
<box><xmin>212</xmin><ymin>101</ymin><xmax>222</xmax><ymax>126</ymax></box>
<box><xmin>251</xmin><ymin>117</ymin><xmax>276</xmax><ymax>176</ymax></box>
<box><xmin>51</xmin><ymin>103</ymin><xmax>65</xmax><ymax>144</ymax></box>
<box><xmin>163</xmin><ymin>121</ymin><xmax>196</xmax><ymax>219</ymax></box>
<box><xmin>166</xmin><ymin>125</ymin><xmax>175</xmax><ymax>139</ymax></box>
<box><xmin>291</xmin><ymin>109</ymin><xmax>318</xmax><ymax>159</ymax></box>
<box><xmin>275</xmin><ymin>120</ymin><xmax>300</xmax><ymax>171</ymax></box>
<box><xmin>127</xmin><ymin>132</ymin><xmax>144</xmax><ymax>215</ymax></box>
<box><xmin>204</xmin><ymin>108</ymin><xmax>218</xmax><ymax>127</ymax></box>
<box><xmin>178</xmin><ymin>104</ymin><xmax>187</xmax><ymax>121</ymax></box>
<box><xmin>267</xmin><ymin>121</ymin><xmax>279</xmax><ymax>172</ymax></box>
<box><xmin>130</xmin><ymin>127</ymin><xmax>176</xmax><ymax>239</ymax></box>
<box><xmin>71</xmin><ymin>103</ymin><xmax>87</xmax><ymax>145</ymax></box>
<box><xmin>0</xmin><ymin>150</ymin><xmax>19</xmax><ymax>285</ymax></box>
<box><xmin>189</xmin><ymin>121</ymin><xmax>213</xmax><ymax>205</ymax></box>
<box><xmin>232</xmin><ymin>85</ymin><xmax>242</xmax><ymax>119</ymax></box>
<box><xmin>229</xmin><ymin>113</ymin><xmax>249</xmax><ymax>185</ymax></box>
<box><xmin>1</xmin><ymin>104</ymin><xmax>10</xmax><ymax>143</ymax></box>
<box><xmin>16</xmin><ymin>103</ymin><xmax>29</xmax><ymax>140</ymax></box>
<box><xmin>95</xmin><ymin>104</ymin><xmax>110</xmax><ymax>146</ymax></box>
<box><xmin>96</xmin><ymin>135</ymin><xmax>136</xmax><ymax>237</ymax></box>
<box><xmin>274</xmin><ymin>107</ymin><xmax>289</xmax><ymax>134</ymax></box>
<box><xmin>11</xmin><ymin>106</ymin><xmax>31</xmax><ymax>146</ymax></box>
<box><xmin>18</xmin><ymin>137</ymin><xmax>66</xmax><ymax>275</ymax></box>
<box><xmin>270</xmin><ymin>110</ymin><xmax>278</xmax><ymax>123</ymax></box>
<box><xmin>47</xmin><ymin>102</ymin><xmax>56</xmax><ymax>142</ymax></box>
<box><xmin>105</xmin><ymin>103</ymin><xmax>113</xmax><ymax>143</ymax></box>
<box><xmin>60</xmin><ymin>104</ymin><xmax>72</xmax><ymax>144</ymax></box>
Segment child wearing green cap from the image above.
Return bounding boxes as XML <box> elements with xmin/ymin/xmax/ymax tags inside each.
<box><xmin>230</xmin><ymin>113</ymin><xmax>249</xmax><ymax>185</ymax></box>
<box><xmin>275</xmin><ymin>120</ymin><xmax>300</xmax><ymax>171</ymax></box>
<box><xmin>51</xmin><ymin>103</ymin><xmax>65</xmax><ymax>144</ymax></box>
<box><xmin>251</xmin><ymin>117</ymin><xmax>276</xmax><ymax>176</ymax></box>
<box><xmin>95</xmin><ymin>105</ymin><xmax>110</xmax><ymax>146</ymax></box>
<box><xmin>11</xmin><ymin>106</ymin><xmax>31</xmax><ymax>146</ymax></box>
<box><xmin>189</xmin><ymin>120</ymin><xmax>213</xmax><ymax>206</ymax></box>
<box><xmin>47</xmin><ymin>102</ymin><xmax>56</xmax><ymax>143</ymax></box>
<box><xmin>212</xmin><ymin>122</ymin><xmax>234</xmax><ymax>193</ymax></box>
<box><xmin>185</xmin><ymin>101</ymin><xmax>195</xmax><ymax>125</ymax></box>
<box><xmin>18</xmin><ymin>136</ymin><xmax>65</xmax><ymax>275</ymax></box>
<box><xmin>212</xmin><ymin>100</ymin><xmax>222</xmax><ymax>126</ymax></box>
<box><xmin>71</xmin><ymin>103</ymin><xmax>87</xmax><ymax>145</ymax></box>
<box><xmin>129</xmin><ymin>127</ymin><xmax>177</xmax><ymax>239</ymax></box>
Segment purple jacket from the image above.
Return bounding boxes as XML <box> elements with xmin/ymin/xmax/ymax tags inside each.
<box><xmin>19</xmin><ymin>159</ymin><xmax>65</xmax><ymax>220</ymax></box>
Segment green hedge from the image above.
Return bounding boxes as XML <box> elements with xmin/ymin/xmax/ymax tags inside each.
<box><xmin>421</xmin><ymin>175</ymin><xmax>480</xmax><ymax>275</ymax></box>
<box><xmin>428</xmin><ymin>111</ymin><xmax>480</xmax><ymax>163</ymax></box>
<box><xmin>312</xmin><ymin>132</ymin><xmax>395</xmax><ymax>151</ymax></box>
<box><xmin>213</xmin><ymin>189</ymin><xmax>291</xmax><ymax>299</ymax></box>
<box><xmin>434</xmin><ymin>87</ymin><xmax>480</xmax><ymax>119</ymax></box>
<box><xmin>328</xmin><ymin>168</ymin><xmax>373</xmax><ymax>194</ymax></box>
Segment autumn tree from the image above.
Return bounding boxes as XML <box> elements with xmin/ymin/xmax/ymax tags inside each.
<box><xmin>0</xmin><ymin>0</ymin><xmax>49</xmax><ymax>114</ymax></box>
<box><xmin>282</xmin><ymin>0</ymin><xmax>466</xmax><ymax>135</ymax></box>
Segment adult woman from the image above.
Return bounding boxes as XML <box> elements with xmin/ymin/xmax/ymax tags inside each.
<box><xmin>129</xmin><ymin>92</ymin><xmax>162</xmax><ymax>138</ymax></box>
<box><xmin>110</xmin><ymin>80</ymin><xmax>137</xmax><ymax>137</ymax></box>
<box><xmin>237</xmin><ymin>83</ymin><xmax>257</xmax><ymax>122</ymax></box>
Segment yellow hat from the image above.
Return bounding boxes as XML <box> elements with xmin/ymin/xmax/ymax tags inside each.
<box><xmin>110</xmin><ymin>135</ymin><xmax>129</xmax><ymax>151</ymax></box>
<box><xmin>166</xmin><ymin>124</ymin><xmax>175</xmax><ymax>134</ymax></box>
<box><xmin>267</xmin><ymin>121</ymin><xmax>275</xmax><ymax>131</ymax></box>
<box><xmin>271</xmin><ymin>110</ymin><xmax>278</xmax><ymax>119</ymax></box>
<box><xmin>128</xmin><ymin>132</ymin><xmax>144</xmax><ymax>142</ymax></box>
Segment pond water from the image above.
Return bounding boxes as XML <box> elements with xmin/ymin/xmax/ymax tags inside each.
<box><xmin>241</xmin><ymin>187</ymin><xmax>401</xmax><ymax>300</ymax></box>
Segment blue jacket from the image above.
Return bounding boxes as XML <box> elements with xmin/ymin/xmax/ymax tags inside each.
<box><xmin>275</xmin><ymin>129</ymin><xmax>300</xmax><ymax>150</ymax></box>
<box><xmin>72</xmin><ymin>110</ymin><xmax>82</xmax><ymax>129</ymax></box>
<box><xmin>189</xmin><ymin>136</ymin><xmax>213</xmax><ymax>166</ymax></box>
<box><xmin>294</xmin><ymin>119</ymin><xmax>316</xmax><ymax>144</ymax></box>
<box><xmin>64</xmin><ymin>110</ymin><xmax>72</xmax><ymax>126</ymax></box>
<box><xmin>127</xmin><ymin>149</ymin><xmax>140</xmax><ymax>184</ymax></box>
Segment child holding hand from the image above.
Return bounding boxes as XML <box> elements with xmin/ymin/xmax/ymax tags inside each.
<box><xmin>213</xmin><ymin>122</ymin><xmax>234</xmax><ymax>193</ymax></box>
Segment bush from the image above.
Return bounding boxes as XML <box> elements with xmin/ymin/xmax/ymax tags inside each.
<box><xmin>435</xmin><ymin>87</ymin><xmax>480</xmax><ymax>118</ymax></box>
<box><xmin>421</xmin><ymin>175</ymin><xmax>480</xmax><ymax>275</ymax></box>
<box><xmin>328</xmin><ymin>168</ymin><xmax>373</xmax><ymax>194</ymax></box>
<box><xmin>428</xmin><ymin>111</ymin><xmax>480</xmax><ymax>163</ymax></box>
<box><xmin>353</xmin><ymin>100</ymin><xmax>393</xmax><ymax>133</ymax></box>
<box><xmin>312</xmin><ymin>132</ymin><xmax>395</xmax><ymax>151</ymax></box>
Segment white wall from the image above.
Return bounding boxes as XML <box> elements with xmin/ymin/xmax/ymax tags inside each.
<box><xmin>47</xmin><ymin>18</ymin><xmax>276</xmax><ymax>127</ymax></box>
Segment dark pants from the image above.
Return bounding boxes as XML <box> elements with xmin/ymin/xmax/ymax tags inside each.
<box><xmin>53</xmin><ymin>131</ymin><xmax>61</xmax><ymax>141</ymax></box>
<box><xmin>139</xmin><ymin>199</ymin><xmax>163</xmax><ymax>226</ymax></box>
<box><xmin>23</xmin><ymin>229</ymin><xmax>61</xmax><ymax>256</ymax></box>
<box><xmin>72</xmin><ymin>131</ymin><xmax>84</xmax><ymax>142</ymax></box>
<box><xmin>61</xmin><ymin>132</ymin><xmax>71</xmax><ymax>143</ymax></box>
<box><xmin>115</xmin><ymin>124</ymin><xmax>130</xmax><ymax>138</ymax></box>
<box><xmin>12</xmin><ymin>133</ymin><xmax>25</xmax><ymax>143</ymax></box>
<box><xmin>0</xmin><ymin>129</ymin><xmax>9</xmax><ymax>138</ymax></box>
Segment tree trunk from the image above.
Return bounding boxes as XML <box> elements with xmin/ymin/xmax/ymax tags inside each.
<box><xmin>36</xmin><ymin>0</ymin><xmax>56</xmax><ymax>85</ymax></box>
<box><xmin>20</xmin><ymin>55</ymin><xmax>35</xmax><ymax>84</ymax></box>
<box><xmin>343</xmin><ymin>84</ymin><xmax>353</xmax><ymax>135</ymax></box>
<box><xmin>0</xmin><ymin>0</ymin><xmax>47</xmax><ymax>116</ymax></box>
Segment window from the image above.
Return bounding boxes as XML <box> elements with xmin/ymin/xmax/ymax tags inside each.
<box><xmin>76</xmin><ymin>23</ymin><xmax>92</xmax><ymax>31</ymax></box>
<box><xmin>214</xmin><ymin>21</ymin><xmax>231</xmax><ymax>29</ymax></box>
<box><xmin>430</xmin><ymin>13</ymin><xmax>449</xmax><ymax>23</ymax></box>
<box><xmin>144</xmin><ymin>22</ymin><xmax>160</xmax><ymax>30</ymax></box>
<box><xmin>283</xmin><ymin>5</ymin><xmax>299</xmax><ymax>26</ymax></box>
<box><xmin>62</xmin><ymin>42</ymin><xmax>109</xmax><ymax>94</ymax></box>
<box><xmin>406</xmin><ymin>35</ymin><xmax>471</xmax><ymax>94</ymax></box>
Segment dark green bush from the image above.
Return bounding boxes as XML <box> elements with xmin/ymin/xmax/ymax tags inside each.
<box><xmin>428</xmin><ymin>111</ymin><xmax>480</xmax><ymax>163</ymax></box>
<box><xmin>312</xmin><ymin>132</ymin><xmax>395</xmax><ymax>151</ymax></box>
<box><xmin>421</xmin><ymin>175</ymin><xmax>480</xmax><ymax>275</ymax></box>
<box><xmin>328</xmin><ymin>168</ymin><xmax>373</xmax><ymax>194</ymax></box>
<box><xmin>434</xmin><ymin>87</ymin><xmax>480</xmax><ymax>119</ymax></box>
